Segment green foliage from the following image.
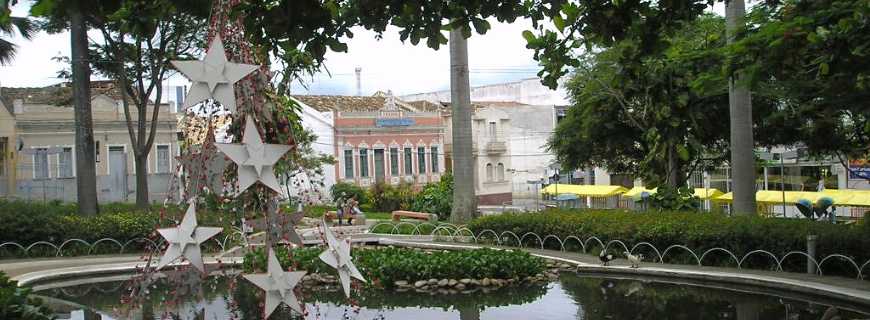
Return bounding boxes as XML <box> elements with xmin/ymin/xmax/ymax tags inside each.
<box><xmin>411</xmin><ymin>173</ymin><xmax>454</xmax><ymax>219</ymax></box>
<box><xmin>239</xmin><ymin>1</ymin><xmax>709</xmax><ymax>92</ymax></box>
<box><xmin>468</xmin><ymin>209</ymin><xmax>870</xmax><ymax>276</ymax></box>
<box><xmin>243</xmin><ymin>246</ymin><xmax>545</xmax><ymax>287</ymax></box>
<box><xmin>647</xmin><ymin>186</ymin><xmax>700</xmax><ymax>211</ymax></box>
<box><xmin>0</xmin><ymin>200</ymin><xmax>236</xmax><ymax>256</ymax></box>
<box><xmin>0</xmin><ymin>271</ymin><xmax>54</xmax><ymax>320</ymax></box>
<box><xmin>330</xmin><ymin>182</ymin><xmax>367</xmax><ymax>204</ymax></box>
<box><xmin>367</xmin><ymin>182</ymin><xmax>415</xmax><ymax>212</ymax></box>
<box><xmin>732</xmin><ymin>0</ymin><xmax>870</xmax><ymax>164</ymax></box>
<box><xmin>550</xmin><ymin>15</ymin><xmax>750</xmax><ymax>188</ymax></box>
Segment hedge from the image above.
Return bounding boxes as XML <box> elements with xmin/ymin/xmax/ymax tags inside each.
<box><xmin>0</xmin><ymin>200</ymin><xmax>237</xmax><ymax>255</ymax></box>
<box><xmin>243</xmin><ymin>246</ymin><xmax>545</xmax><ymax>287</ymax></box>
<box><xmin>467</xmin><ymin>209</ymin><xmax>870</xmax><ymax>276</ymax></box>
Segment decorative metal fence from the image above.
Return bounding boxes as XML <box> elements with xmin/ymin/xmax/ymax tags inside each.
<box><xmin>368</xmin><ymin>222</ymin><xmax>870</xmax><ymax>280</ymax></box>
<box><xmin>0</xmin><ymin>231</ymin><xmax>246</xmax><ymax>259</ymax></box>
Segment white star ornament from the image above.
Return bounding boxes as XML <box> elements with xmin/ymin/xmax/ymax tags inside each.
<box><xmin>171</xmin><ymin>36</ymin><xmax>258</xmax><ymax>113</ymax></box>
<box><xmin>243</xmin><ymin>248</ymin><xmax>307</xmax><ymax>318</ymax></box>
<box><xmin>215</xmin><ymin>116</ymin><xmax>291</xmax><ymax>194</ymax></box>
<box><xmin>318</xmin><ymin>220</ymin><xmax>366</xmax><ymax>298</ymax></box>
<box><xmin>155</xmin><ymin>202</ymin><xmax>222</xmax><ymax>273</ymax></box>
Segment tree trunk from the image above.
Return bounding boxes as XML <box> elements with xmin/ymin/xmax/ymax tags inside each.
<box><xmin>449</xmin><ymin>28</ymin><xmax>477</xmax><ymax>223</ymax></box>
<box><xmin>135</xmin><ymin>153</ymin><xmax>149</xmax><ymax>208</ymax></box>
<box><xmin>667</xmin><ymin>144</ymin><xmax>680</xmax><ymax>189</ymax></box>
<box><xmin>69</xmin><ymin>5</ymin><xmax>99</xmax><ymax>215</ymax></box>
<box><xmin>726</xmin><ymin>0</ymin><xmax>757</xmax><ymax>215</ymax></box>
<box><xmin>458</xmin><ymin>305</ymin><xmax>481</xmax><ymax>320</ymax></box>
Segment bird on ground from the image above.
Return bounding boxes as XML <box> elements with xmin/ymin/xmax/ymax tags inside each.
<box><xmin>599</xmin><ymin>250</ymin><xmax>614</xmax><ymax>266</ymax></box>
<box><xmin>624</xmin><ymin>251</ymin><xmax>644</xmax><ymax>268</ymax></box>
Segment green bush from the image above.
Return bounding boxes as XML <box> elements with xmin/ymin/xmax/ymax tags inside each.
<box><xmin>0</xmin><ymin>199</ymin><xmax>237</xmax><ymax>256</ymax></box>
<box><xmin>367</xmin><ymin>182</ymin><xmax>415</xmax><ymax>212</ymax></box>
<box><xmin>0</xmin><ymin>271</ymin><xmax>53</xmax><ymax>319</ymax></box>
<box><xmin>411</xmin><ymin>173</ymin><xmax>453</xmax><ymax>219</ymax></box>
<box><xmin>330</xmin><ymin>182</ymin><xmax>367</xmax><ymax>204</ymax></box>
<box><xmin>243</xmin><ymin>246</ymin><xmax>545</xmax><ymax>287</ymax></box>
<box><xmin>468</xmin><ymin>209</ymin><xmax>870</xmax><ymax>276</ymax></box>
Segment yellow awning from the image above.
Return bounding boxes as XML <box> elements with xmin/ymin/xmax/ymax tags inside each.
<box><xmin>541</xmin><ymin>184</ymin><xmax>628</xmax><ymax>197</ymax></box>
<box><xmin>694</xmin><ymin>188</ymin><xmax>724</xmax><ymax>200</ymax></box>
<box><xmin>623</xmin><ymin>186</ymin><xmax>656</xmax><ymax>198</ymax></box>
<box><xmin>714</xmin><ymin>189</ymin><xmax>870</xmax><ymax>206</ymax></box>
<box><xmin>621</xmin><ymin>187</ymin><xmax>723</xmax><ymax>200</ymax></box>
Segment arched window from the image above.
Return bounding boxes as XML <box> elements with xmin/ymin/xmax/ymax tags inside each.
<box><xmin>485</xmin><ymin>163</ymin><xmax>493</xmax><ymax>182</ymax></box>
<box><xmin>497</xmin><ymin>163</ymin><xmax>505</xmax><ymax>181</ymax></box>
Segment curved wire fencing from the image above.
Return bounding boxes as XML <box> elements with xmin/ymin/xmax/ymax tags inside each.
<box><xmin>368</xmin><ymin>222</ymin><xmax>869</xmax><ymax>280</ymax></box>
<box><xmin>0</xmin><ymin>231</ymin><xmax>246</xmax><ymax>259</ymax></box>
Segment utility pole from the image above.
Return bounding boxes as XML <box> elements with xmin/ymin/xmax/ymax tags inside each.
<box><xmin>449</xmin><ymin>27</ymin><xmax>476</xmax><ymax>223</ymax></box>
<box><xmin>727</xmin><ymin>0</ymin><xmax>756</xmax><ymax>215</ymax></box>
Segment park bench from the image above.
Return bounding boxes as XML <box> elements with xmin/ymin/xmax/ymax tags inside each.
<box><xmin>391</xmin><ymin>210</ymin><xmax>436</xmax><ymax>222</ymax></box>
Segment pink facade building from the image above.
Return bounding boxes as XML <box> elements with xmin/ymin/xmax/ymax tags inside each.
<box><xmin>295</xmin><ymin>92</ymin><xmax>446</xmax><ymax>187</ymax></box>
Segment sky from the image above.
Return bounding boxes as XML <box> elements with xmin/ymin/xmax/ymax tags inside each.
<box><xmin>0</xmin><ymin>1</ymin><xmax>725</xmax><ymax>96</ymax></box>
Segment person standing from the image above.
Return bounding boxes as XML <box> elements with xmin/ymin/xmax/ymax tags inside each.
<box><xmin>347</xmin><ymin>196</ymin><xmax>359</xmax><ymax>225</ymax></box>
<box><xmin>335</xmin><ymin>192</ymin><xmax>347</xmax><ymax>226</ymax></box>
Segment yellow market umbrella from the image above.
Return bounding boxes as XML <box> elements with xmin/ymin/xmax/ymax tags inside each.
<box><xmin>541</xmin><ymin>184</ymin><xmax>628</xmax><ymax>197</ymax></box>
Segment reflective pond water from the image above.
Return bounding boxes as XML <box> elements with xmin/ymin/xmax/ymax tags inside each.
<box><xmin>34</xmin><ymin>271</ymin><xmax>870</xmax><ymax>320</ymax></box>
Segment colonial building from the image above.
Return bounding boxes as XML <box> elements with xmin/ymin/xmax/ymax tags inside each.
<box><xmin>0</xmin><ymin>81</ymin><xmax>179</xmax><ymax>203</ymax></box>
<box><xmin>294</xmin><ymin>92</ymin><xmax>446</xmax><ymax>188</ymax></box>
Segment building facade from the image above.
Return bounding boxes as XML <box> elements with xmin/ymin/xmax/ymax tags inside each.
<box><xmin>284</xmin><ymin>97</ymin><xmax>337</xmax><ymax>202</ymax></box>
<box><xmin>294</xmin><ymin>92</ymin><xmax>446</xmax><ymax>188</ymax></box>
<box><xmin>0</xmin><ymin>81</ymin><xmax>180</xmax><ymax>203</ymax></box>
<box><xmin>471</xmin><ymin>106</ymin><xmax>513</xmax><ymax>204</ymax></box>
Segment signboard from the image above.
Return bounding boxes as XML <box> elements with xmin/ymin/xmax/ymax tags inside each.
<box><xmin>849</xmin><ymin>159</ymin><xmax>870</xmax><ymax>179</ymax></box>
<box><xmin>375</xmin><ymin>118</ymin><xmax>414</xmax><ymax>127</ymax></box>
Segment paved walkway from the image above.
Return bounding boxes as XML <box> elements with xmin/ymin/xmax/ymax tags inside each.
<box><xmin>3</xmin><ymin>234</ymin><xmax>869</xmax><ymax>309</ymax></box>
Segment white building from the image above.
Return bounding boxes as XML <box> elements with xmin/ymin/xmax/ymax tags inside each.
<box><xmin>286</xmin><ymin>97</ymin><xmax>336</xmax><ymax>203</ymax></box>
<box><xmin>400</xmin><ymin>77</ymin><xmax>570</xmax><ymax>106</ymax></box>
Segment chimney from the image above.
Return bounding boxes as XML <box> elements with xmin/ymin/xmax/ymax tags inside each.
<box><xmin>355</xmin><ymin>67</ymin><xmax>362</xmax><ymax>96</ymax></box>
<box><xmin>13</xmin><ymin>99</ymin><xmax>24</xmax><ymax>114</ymax></box>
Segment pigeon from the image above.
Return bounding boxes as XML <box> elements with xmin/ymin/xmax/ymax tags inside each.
<box><xmin>599</xmin><ymin>250</ymin><xmax>614</xmax><ymax>266</ymax></box>
<box><xmin>624</xmin><ymin>251</ymin><xmax>644</xmax><ymax>268</ymax></box>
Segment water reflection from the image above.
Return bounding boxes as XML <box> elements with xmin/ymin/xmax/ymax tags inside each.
<box><xmin>35</xmin><ymin>273</ymin><xmax>870</xmax><ymax>320</ymax></box>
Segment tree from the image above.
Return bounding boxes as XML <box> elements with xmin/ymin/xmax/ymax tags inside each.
<box><xmin>549</xmin><ymin>15</ymin><xmax>734</xmax><ymax>190</ymax></box>
<box><xmin>0</xmin><ymin>1</ymin><xmax>35</xmax><ymax>65</ymax></box>
<box><xmin>726</xmin><ymin>0</ymin><xmax>756</xmax><ymax>215</ymax></box>
<box><xmin>30</xmin><ymin>0</ymin><xmax>117</xmax><ymax>215</ymax></box>
<box><xmin>88</xmin><ymin>0</ymin><xmax>208</xmax><ymax>208</ymax></box>
<box><xmin>449</xmin><ymin>28</ymin><xmax>476</xmax><ymax>222</ymax></box>
<box><xmin>733</xmin><ymin>0</ymin><xmax>870</xmax><ymax>178</ymax></box>
<box><xmin>237</xmin><ymin>1</ymin><xmax>719</xmax><ymax>220</ymax></box>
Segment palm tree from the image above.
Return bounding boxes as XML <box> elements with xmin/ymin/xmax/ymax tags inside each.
<box><xmin>0</xmin><ymin>16</ymin><xmax>35</xmax><ymax>65</ymax></box>
<box><xmin>727</xmin><ymin>0</ymin><xmax>757</xmax><ymax>215</ymax></box>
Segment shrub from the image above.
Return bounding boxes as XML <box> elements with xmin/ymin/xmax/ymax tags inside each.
<box><xmin>411</xmin><ymin>173</ymin><xmax>453</xmax><ymax>219</ymax></box>
<box><xmin>330</xmin><ymin>182</ymin><xmax>367</xmax><ymax>204</ymax></box>
<box><xmin>468</xmin><ymin>209</ymin><xmax>870</xmax><ymax>276</ymax></box>
<box><xmin>367</xmin><ymin>182</ymin><xmax>415</xmax><ymax>212</ymax></box>
<box><xmin>0</xmin><ymin>199</ymin><xmax>237</xmax><ymax>256</ymax></box>
<box><xmin>0</xmin><ymin>271</ymin><xmax>53</xmax><ymax>319</ymax></box>
<box><xmin>243</xmin><ymin>246</ymin><xmax>545</xmax><ymax>287</ymax></box>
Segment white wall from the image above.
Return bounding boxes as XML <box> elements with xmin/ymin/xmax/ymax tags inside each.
<box><xmin>287</xmin><ymin>98</ymin><xmax>336</xmax><ymax>203</ymax></box>
<box><xmin>490</xmin><ymin>104</ymin><xmax>555</xmax><ymax>194</ymax></box>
